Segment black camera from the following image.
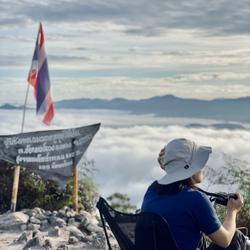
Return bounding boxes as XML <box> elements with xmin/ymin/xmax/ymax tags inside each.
<box><xmin>214</xmin><ymin>193</ymin><xmax>238</xmax><ymax>206</ymax></box>
<box><xmin>197</xmin><ymin>188</ymin><xmax>238</xmax><ymax>206</ymax></box>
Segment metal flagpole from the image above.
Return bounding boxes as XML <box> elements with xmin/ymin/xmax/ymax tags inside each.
<box><xmin>10</xmin><ymin>83</ymin><xmax>31</xmax><ymax>212</ymax></box>
<box><xmin>21</xmin><ymin>84</ymin><xmax>31</xmax><ymax>133</ymax></box>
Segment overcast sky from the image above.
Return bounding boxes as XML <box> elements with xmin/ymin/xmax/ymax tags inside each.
<box><xmin>0</xmin><ymin>0</ymin><xmax>250</xmax><ymax>104</ymax></box>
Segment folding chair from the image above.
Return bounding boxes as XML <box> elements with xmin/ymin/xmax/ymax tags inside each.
<box><xmin>96</xmin><ymin>196</ymin><xmax>179</xmax><ymax>250</ymax></box>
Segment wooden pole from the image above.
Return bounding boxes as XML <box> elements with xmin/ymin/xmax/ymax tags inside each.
<box><xmin>72</xmin><ymin>167</ymin><xmax>78</xmax><ymax>213</ymax></box>
<box><xmin>10</xmin><ymin>165</ymin><xmax>21</xmax><ymax>212</ymax></box>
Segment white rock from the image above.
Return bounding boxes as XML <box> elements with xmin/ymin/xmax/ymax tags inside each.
<box><xmin>63</xmin><ymin>206</ymin><xmax>69</xmax><ymax>211</ymax></box>
<box><xmin>57</xmin><ymin>243</ymin><xmax>69</xmax><ymax>250</ymax></box>
<box><xmin>16</xmin><ymin>231</ymin><xmax>29</xmax><ymax>243</ymax></box>
<box><xmin>68</xmin><ymin>236</ymin><xmax>79</xmax><ymax>244</ymax></box>
<box><xmin>58</xmin><ymin>209</ymin><xmax>66</xmax><ymax>218</ymax></box>
<box><xmin>33</xmin><ymin>207</ymin><xmax>43</xmax><ymax>215</ymax></box>
<box><xmin>66</xmin><ymin>210</ymin><xmax>76</xmax><ymax>218</ymax></box>
<box><xmin>52</xmin><ymin>211</ymin><xmax>58</xmax><ymax>216</ymax></box>
<box><xmin>35</xmin><ymin>213</ymin><xmax>47</xmax><ymax>221</ymax></box>
<box><xmin>48</xmin><ymin>226</ymin><xmax>61</xmax><ymax>237</ymax></box>
<box><xmin>44</xmin><ymin>238</ymin><xmax>53</xmax><ymax>249</ymax></box>
<box><xmin>30</xmin><ymin>216</ymin><xmax>41</xmax><ymax>224</ymax></box>
<box><xmin>23</xmin><ymin>235</ymin><xmax>43</xmax><ymax>249</ymax></box>
<box><xmin>67</xmin><ymin>218</ymin><xmax>75</xmax><ymax>225</ymax></box>
<box><xmin>40</xmin><ymin>220</ymin><xmax>49</xmax><ymax>232</ymax></box>
<box><xmin>27</xmin><ymin>223</ymin><xmax>40</xmax><ymax>231</ymax></box>
<box><xmin>91</xmin><ymin>231</ymin><xmax>106</xmax><ymax>249</ymax></box>
<box><xmin>67</xmin><ymin>226</ymin><xmax>85</xmax><ymax>241</ymax></box>
<box><xmin>0</xmin><ymin>212</ymin><xmax>29</xmax><ymax>230</ymax></box>
<box><xmin>20</xmin><ymin>224</ymin><xmax>27</xmax><ymax>231</ymax></box>
<box><xmin>45</xmin><ymin>210</ymin><xmax>52</xmax><ymax>216</ymax></box>
<box><xmin>85</xmin><ymin>222</ymin><xmax>102</xmax><ymax>233</ymax></box>
<box><xmin>32</xmin><ymin>229</ymin><xmax>40</xmax><ymax>238</ymax></box>
<box><xmin>77</xmin><ymin>211</ymin><xmax>99</xmax><ymax>228</ymax></box>
<box><xmin>51</xmin><ymin>218</ymin><xmax>67</xmax><ymax>228</ymax></box>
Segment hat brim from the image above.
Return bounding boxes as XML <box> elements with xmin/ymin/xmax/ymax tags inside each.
<box><xmin>158</xmin><ymin>146</ymin><xmax>211</xmax><ymax>185</ymax></box>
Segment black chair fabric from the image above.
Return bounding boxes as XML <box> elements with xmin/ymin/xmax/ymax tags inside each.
<box><xmin>96</xmin><ymin>197</ymin><xmax>179</xmax><ymax>250</ymax></box>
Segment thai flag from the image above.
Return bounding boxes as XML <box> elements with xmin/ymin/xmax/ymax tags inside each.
<box><xmin>27</xmin><ymin>23</ymin><xmax>54</xmax><ymax>125</ymax></box>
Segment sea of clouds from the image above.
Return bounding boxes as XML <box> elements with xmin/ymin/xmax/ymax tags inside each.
<box><xmin>0</xmin><ymin>109</ymin><xmax>249</xmax><ymax>207</ymax></box>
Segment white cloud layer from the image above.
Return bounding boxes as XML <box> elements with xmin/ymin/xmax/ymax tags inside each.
<box><xmin>0</xmin><ymin>109</ymin><xmax>249</xmax><ymax>207</ymax></box>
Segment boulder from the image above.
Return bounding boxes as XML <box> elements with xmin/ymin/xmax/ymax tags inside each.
<box><xmin>33</xmin><ymin>207</ymin><xmax>43</xmax><ymax>215</ymax></box>
<box><xmin>68</xmin><ymin>236</ymin><xmax>79</xmax><ymax>244</ymax></box>
<box><xmin>0</xmin><ymin>212</ymin><xmax>29</xmax><ymax>230</ymax></box>
<box><xmin>91</xmin><ymin>231</ymin><xmax>107</xmax><ymax>249</ymax></box>
<box><xmin>0</xmin><ymin>206</ymin><xmax>114</xmax><ymax>250</ymax></box>
<box><xmin>48</xmin><ymin>226</ymin><xmax>61</xmax><ymax>237</ymax></box>
<box><xmin>49</xmin><ymin>215</ymin><xmax>57</xmax><ymax>224</ymax></box>
<box><xmin>76</xmin><ymin>210</ymin><xmax>98</xmax><ymax>226</ymax></box>
<box><xmin>66</xmin><ymin>209</ymin><xmax>76</xmax><ymax>218</ymax></box>
<box><xmin>16</xmin><ymin>232</ymin><xmax>29</xmax><ymax>244</ymax></box>
<box><xmin>67</xmin><ymin>226</ymin><xmax>85</xmax><ymax>241</ymax></box>
<box><xmin>51</xmin><ymin>217</ymin><xmax>67</xmax><ymax>228</ymax></box>
<box><xmin>43</xmin><ymin>238</ymin><xmax>53</xmax><ymax>249</ymax></box>
<box><xmin>40</xmin><ymin>219</ymin><xmax>50</xmax><ymax>231</ymax></box>
<box><xmin>22</xmin><ymin>235</ymin><xmax>43</xmax><ymax>250</ymax></box>
<box><xmin>67</xmin><ymin>218</ymin><xmax>75</xmax><ymax>225</ymax></box>
<box><xmin>32</xmin><ymin>229</ymin><xmax>40</xmax><ymax>238</ymax></box>
<box><xmin>45</xmin><ymin>210</ymin><xmax>52</xmax><ymax>216</ymax></box>
<box><xmin>30</xmin><ymin>216</ymin><xmax>41</xmax><ymax>224</ymax></box>
<box><xmin>56</xmin><ymin>243</ymin><xmax>69</xmax><ymax>250</ymax></box>
<box><xmin>58</xmin><ymin>209</ymin><xmax>66</xmax><ymax>218</ymax></box>
<box><xmin>20</xmin><ymin>224</ymin><xmax>27</xmax><ymax>231</ymax></box>
<box><xmin>35</xmin><ymin>213</ymin><xmax>48</xmax><ymax>221</ymax></box>
<box><xmin>20</xmin><ymin>209</ymin><xmax>33</xmax><ymax>217</ymax></box>
<box><xmin>85</xmin><ymin>222</ymin><xmax>102</xmax><ymax>233</ymax></box>
<box><xmin>62</xmin><ymin>206</ymin><xmax>70</xmax><ymax>213</ymax></box>
<box><xmin>52</xmin><ymin>211</ymin><xmax>58</xmax><ymax>217</ymax></box>
<box><xmin>27</xmin><ymin>223</ymin><xmax>40</xmax><ymax>231</ymax></box>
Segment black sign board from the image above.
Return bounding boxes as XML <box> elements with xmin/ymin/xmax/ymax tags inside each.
<box><xmin>0</xmin><ymin>124</ymin><xmax>100</xmax><ymax>187</ymax></box>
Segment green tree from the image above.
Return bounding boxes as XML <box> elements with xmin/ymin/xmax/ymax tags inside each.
<box><xmin>206</xmin><ymin>154</ymin><xmax>250</xmax><ymax>232</ymax></box>
<box><xmin>107</xmin><ymin>192</ymin><xmax>137</xmax><ymax>213</ymax></box>
<box><xmin>0</xmin><ymin>159</ymin><xmax>98</xmax><ymax>213</ymax></box>
<box><xmin>66</xmin><ymin>177</ymin><xmax>98</xmax><ymax>213</ymax></box>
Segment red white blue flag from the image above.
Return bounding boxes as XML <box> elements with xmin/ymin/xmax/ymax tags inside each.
<box><xmin>27</xmin><ymin>23</ymin><xmax>55</xmax><ymax>125</ymax></box>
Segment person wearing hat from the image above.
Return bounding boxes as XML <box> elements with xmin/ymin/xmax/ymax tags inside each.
<box><xmin>141</xmin><ymin>138</ymin><xmax>248</xmax><ymax>250</ymax></box>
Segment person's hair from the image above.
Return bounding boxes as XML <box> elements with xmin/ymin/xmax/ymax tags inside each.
<box><xmin>156</xmin><ymin>178</ymin><xmax>190</xmax><ymax>195</ymax></box>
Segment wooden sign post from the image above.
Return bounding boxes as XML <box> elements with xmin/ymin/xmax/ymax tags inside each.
<box><xmin>4</xmin><ymin>124</ymin><xmax>99</xmax><ymax>214</ymax></box>
<box><xmin>72</xmin><ymin>167</ymin><xmax>78</xmax><ymax>213</ymax></box>
<box><xmin>10</xmin><ymin>165</ymin><xmax>20</xmax><ymax>212</ymax></box>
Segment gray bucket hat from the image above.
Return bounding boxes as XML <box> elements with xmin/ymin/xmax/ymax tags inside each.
<box><xmin>158</xmin><ymin>138</ymin><xmax>212</xmax><ymax>185</ymax></box>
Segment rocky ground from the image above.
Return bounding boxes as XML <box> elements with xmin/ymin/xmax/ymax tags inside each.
<box><xmin>0</xmin><ymin>206</ymin><xmax>119</xmax><ymax>250</ymax></box>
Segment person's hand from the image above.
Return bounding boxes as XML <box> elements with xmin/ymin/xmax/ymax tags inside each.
<box><xmin>157</xmin><ymin>148</ymin><xmax>165</xmax><ymax>170</ymax></box>
<box><xmin>227</xmin><ymin>192</ymin><xmax>244</xmax><ymax>213</ymax></box>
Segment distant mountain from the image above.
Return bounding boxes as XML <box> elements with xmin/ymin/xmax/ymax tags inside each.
<box><xmin>186</xmin><ymin>123</ymin><xmax>246</xmax><ymax>130</ymax></box>
<box><xmin>54</xmin><ymin>95</ymin><xmax>250</xmax><ymax>123</ymax></box>
<box><xmin>0</xmin><ymin>104</ymin><xmax>22</xmax><ymax>110</ymax></box>
<box><xmin>1</xmin><ymin>95</ymin><xmax>250</xmax><ymax>123</ymax></box>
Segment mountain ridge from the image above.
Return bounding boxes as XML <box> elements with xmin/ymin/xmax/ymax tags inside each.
<box><xmin>1</xmin><ymin>95</ymin><xmax>250</xmax><ymax>123</ymax></box>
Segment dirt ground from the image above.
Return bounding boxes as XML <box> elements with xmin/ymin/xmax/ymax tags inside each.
<box><xmin>0</xmin><ymin>229</ymin><xmax>71</xmax><ymax>250</ymax></box>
